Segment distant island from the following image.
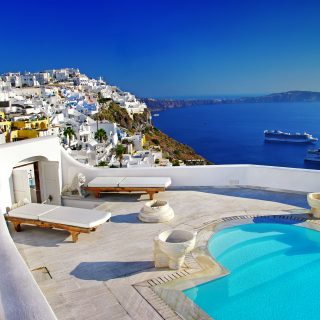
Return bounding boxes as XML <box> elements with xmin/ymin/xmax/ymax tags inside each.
<box><xmin>141</xmin><ymin>91</ymin><xmax>320</xmax><ymax>112</ymax></box>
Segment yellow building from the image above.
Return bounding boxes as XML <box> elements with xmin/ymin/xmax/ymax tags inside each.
<box><xmin>11</xmin><ymin>118</ymin><xmax>49</xmax><ymax>131</ymax></box>
<box><xmin>4</xmin><ymin>118</ymin><xmax>50</xmax><ymax>142</ymax></box>
<box><xmin>10</xmin><ymin>129</ymin><xmax>39</xmax><ymax>141</ymax></box>
<box><xmin>0</xmin><ymin>112</ymin><xmax>12</xmax><ymax>142</ymax></box>
<box><xmin>141</xmin><ymin>134</ymin><xmax>146</xmax><ymax>146</ymax></box>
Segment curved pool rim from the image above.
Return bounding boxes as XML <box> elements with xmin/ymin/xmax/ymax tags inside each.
<box><xmin>153</xmin><ymin>213</ymin><xmax>316</xmax><ymax>320</ymax></box>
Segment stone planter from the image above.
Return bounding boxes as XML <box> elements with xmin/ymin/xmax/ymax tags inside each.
<box><xmin>307</xmin><ymin>193</ymin><xmax>320</xmax><ymax>218</ymax></box>
<box><xmin>139</xmin><ymin>200</ymin><xmax>174</xmax><ymax>223</ymax></box>
<box><xmin>154</xmin><ymin>229</ymin><xmax>196</xmax><ymax>270</ymax></box>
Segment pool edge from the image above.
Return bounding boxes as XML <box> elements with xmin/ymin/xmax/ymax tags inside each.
<box><xmin>147</xmin><ymin>212</ymin><xmax>320</xmax><ymax>320</ymax></box>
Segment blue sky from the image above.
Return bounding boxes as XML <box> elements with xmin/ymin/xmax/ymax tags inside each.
<box><xmin>2</xmin><ymin>0</ymin><xmax>320</xmax><ymax>97</ymax></box>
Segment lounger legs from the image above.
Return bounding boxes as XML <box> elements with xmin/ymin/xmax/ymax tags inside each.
<box><xmin>71</xmin><ymin>231</ymin><xmax>80</xmax><ymax>243</ymax></box>
<box><xmin>13</xmin><ymin>222</ymin><xmax>22</xmax><ymax>232</ymax></box>
<box><xmin>148</xmin><ymin>191</ymin><xmax>158</xmax><ymax>200</ymax></box>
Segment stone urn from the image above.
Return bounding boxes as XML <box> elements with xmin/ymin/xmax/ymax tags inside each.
<box><xmin>154</xmin><ymin>229</ymin><xmax>197</xmax><ymax>270</ymax></box>
<box><xmin>139</xmin><ymin>200</ymin><xmax>174</xmax><ymax>223</ymax></box>
<box><xmin>307</xmin><ymin>193</ymin><xmax>320</xmax><ymax>218</ymax></box>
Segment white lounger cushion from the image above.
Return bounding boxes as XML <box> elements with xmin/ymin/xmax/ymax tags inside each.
<box><xmin>8</xmin><ymin>203</ymin><xmax>59</xmax><ymax>220</ymax></box>
<box><xmin>88</xmin><ymin>177</ymin><xmax>125</xmax><ymax>188</ymax></box>
<box><xmin>39</xmin><ymin>207</ymin><xmax>111</xmax><ymax>229</ymax></box>
<box><xmin>8</xmin><ymin>203</ymin><xmax>111</xmax><ymax>229</ymax></box>
<box><xmin>119</xmin><ymin>177</ymin><xmax>172</xmax><ymax>188</ymax></box>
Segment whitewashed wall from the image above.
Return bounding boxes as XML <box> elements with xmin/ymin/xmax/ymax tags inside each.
<box><xmin>0</xmin><ymin>136</ymin><xmax>319</xmax><ymax>213</ymax></box>
<box><xmin>0</xmin><ymin>136</ymin><xmax>61</xmax><ymax>212</ymax></box>
<box><xmin>61</xmin><ymin>148</ymin><xmax>320</xmax><ymax>193</ymax></box>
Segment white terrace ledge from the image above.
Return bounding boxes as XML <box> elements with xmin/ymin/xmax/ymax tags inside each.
<box><xmin>0</xmin><ymin>136</ymin><xmax>318</xmax><ymax>212</ymax></box>
<box><xmin>62</xmin><ymin>145</ymin><xmax>319</xmax><ymax>194</ymax></box>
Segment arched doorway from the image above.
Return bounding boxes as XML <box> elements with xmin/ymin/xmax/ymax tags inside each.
<box><xmin>11</xmin><ymin>156</ymin><xmax>61</xmax><ymax>206</ymax></box>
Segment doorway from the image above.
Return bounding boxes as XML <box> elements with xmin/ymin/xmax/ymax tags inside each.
<box><xmin>11</xmin><ymin>159</ymin><xmax>61</xmax><ymax>205</ymax></box>
<box><xmin>12</xmin><ymin>161</ymin><xmax>41</xmax><ymax>203</ymax></box>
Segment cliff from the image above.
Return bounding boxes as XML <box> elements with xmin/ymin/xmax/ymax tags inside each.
<box><xmin>93</xmin><ymin>99</ymin><xmax>210</xmax><ymax>165</ymax></box>
<box><xmin>141</xmin><ymin>91</ymin><xmax>320</xmax><ymax>111</ymax></box>
<box><xmin>143</xmin><ymin>127</ymin><xmax>210</xmax><ymax>165</ymax></box>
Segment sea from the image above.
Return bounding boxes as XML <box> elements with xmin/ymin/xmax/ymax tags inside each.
<box><xmin>152</xmin><ymin>102</ymin><xmax>320</xmax><ymax>169</ymax></box>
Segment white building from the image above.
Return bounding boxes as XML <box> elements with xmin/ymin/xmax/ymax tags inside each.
<box><xmin>35</xmin><ymin>72</ymin><xmax>50</xmax><ymax>85</ymax></box>
<box><xmin>73</xmin><ymin>74</ymin><xmax>89</xmax><ymax>86</ymax></box>
<box><xmin>89</xmin><ymin>121</ymin><xmax>118</xmax><ymax>146</ymax></box>
<box><xmin>54</xmin><ymin>69</ymin><xmax>69</xmax><ymax>82</ymax></box>
<box><xmin>21</xmin><ymin>74</ymin><xmax>39</xmax><ymax>87</ymax></box>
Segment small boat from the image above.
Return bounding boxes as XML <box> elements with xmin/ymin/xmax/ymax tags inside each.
<box><xmin>153</xmin><ymin>113</ymin><xmax>160</xmax><ymax>117</ymax></box>
<box><xmin>305</xmin><ymin>149</ymin><xmax>320</xmax><ymax>162</ymax></box>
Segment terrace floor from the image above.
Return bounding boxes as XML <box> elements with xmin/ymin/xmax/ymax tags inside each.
<box><xmin>9</xmin><ymin>187</ymin><xmax>308</xmax><ymax>320</ymax></box>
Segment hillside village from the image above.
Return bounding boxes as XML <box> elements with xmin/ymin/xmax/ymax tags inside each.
<box><xmin>0</xmin><ymin>68</ymin><xmax>208</xmax><ymax>167</ymax></box>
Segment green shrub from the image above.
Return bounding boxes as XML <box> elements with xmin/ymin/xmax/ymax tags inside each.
<box><xmin>172</xmin><ymin>160</ymin><xmax>180</xmax><ymax>166</ymax></box>
<box><xmin>151</xmin><ymin>138</ymin><xmax>160</xmax><ymax>145</ymax></box>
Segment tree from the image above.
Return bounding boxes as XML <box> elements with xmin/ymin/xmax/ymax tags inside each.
<box><xmin>95</xmin><ymin>128</ymin><xmax>107</xmax><ymax>143</ymax></box>
<box><xmin>98</xmin><ymin>161</ymin><xmax>108</xmax><ymax>167</ymax></box>
<box><xmin>151</xmin><ymin>138</ymin><xmax>160</xmax><ymax>145</ymax></box>
<box><xmin>115</xmin><ymin>144</ymin><xmax>126</xmax><ymax>168</ymax></box>
<box><xmin>63</xmin><ymin>127</ymin><xmax>76</xmax><ymax>147</ymax></box>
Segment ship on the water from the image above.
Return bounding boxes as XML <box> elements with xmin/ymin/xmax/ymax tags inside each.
<box><xmin>305</xmin><ymin>149</ymin><xmax>320</xmax><ymax>162</ymax></box>
<box><xmin>264</xmin><ymin>130</ymin><xmax>318</xmax><ymax>144</ymax></box>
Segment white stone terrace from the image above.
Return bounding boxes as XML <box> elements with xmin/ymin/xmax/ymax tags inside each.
<box><xmin>9</xmin><ymin>187</ymin><xmax>308</xmax><ymax>320</ymax></box>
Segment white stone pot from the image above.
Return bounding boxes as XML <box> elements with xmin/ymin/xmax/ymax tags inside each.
<box><xmin>154</xmin><ymin>229</ymin><xmax>196</xmax><ymax>270</ymax></box>
<box><xmin>139</xmin><ymin>200</ymin><xmax>174</xmax><ymax>223</ymax></box>
<box><xmin>307</xmin><ymin>193</ymin><xmax>320</xmax><ymax>218</ymax></box>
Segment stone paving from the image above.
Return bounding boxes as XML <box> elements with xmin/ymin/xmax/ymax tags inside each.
<box><xmin>9</xmin><ymin>187</ymin><xmax>308</xmax><ymax>320</ymax></box>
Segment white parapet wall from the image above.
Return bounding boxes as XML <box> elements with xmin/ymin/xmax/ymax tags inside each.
<box><xmin>61</xmin><ymin>147</ymin><xmax>320</xmax><ymax>193</ymax></box>
<box><xmin>245</xmin><ymin>165</ymin><xmax>319</xmax><ymax>193</ymax></box>
<box><xmin>0</xmin><ymin>136</ymin><xmax>319</xmax><ymax>213</ymax></box>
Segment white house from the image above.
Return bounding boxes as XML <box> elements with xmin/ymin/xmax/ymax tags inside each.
<box><xmin>89</xmin><ymin>121</ymin><xmax>118</xmax><ymax>146</ymax></box>
<box><xmin>21</xmin><ymin>74</ymin><xmax>39</xmax><ymax>87</ymax></box>
<box><xmin>54</xmin><ymin>69</ymin><xmax>69</xmax><ymax>82</ymax></box>
<box><xmin>35</xmin><ymin>72</ymin><xmax>50</xmax><ymax>85</ymax></box>
<box><xmin>73</xmin><ymin>74</ymin><xmax>89</xmax><ymax>87</ymax></box>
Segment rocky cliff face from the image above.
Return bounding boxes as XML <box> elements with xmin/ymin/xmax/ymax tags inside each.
<box><xmin>143</xmin><ymin>127</ymin><xmax>211</xmax><ymax>165</ymax></box>
<box><xmin>93</xmin><ymin>99</ymin><xmax>211</xmax><ymax>165</ymax></box>
<box><xmin>93</xmin><ymin>100</ymin><xmax>151</xmax><ymax>133</ymax></box>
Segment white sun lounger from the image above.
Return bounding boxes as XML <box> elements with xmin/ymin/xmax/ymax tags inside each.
<box><xmin>5</xmin><ymin>203</ymin><xmax>111</xmax><ymax>242</ymax></box>
<box><xmin>84</xmin><ymin>176</ymin><xmax>172</xmax><ymax>199</ymax></box>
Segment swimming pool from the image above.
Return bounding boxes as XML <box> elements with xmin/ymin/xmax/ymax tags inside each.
<box><xmin>184</xmin><ymin>223</ymin><xmax>320</xmax><ymax>320</ymax></box>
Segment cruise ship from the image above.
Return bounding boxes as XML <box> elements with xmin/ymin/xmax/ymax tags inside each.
<box><xmin>305</xmin><ymin>149</ymin><xmax>320</xmax><ymax>162</ymax></box>
<box><xmin>264</xmin><ymin>130</ymin><xmax>318</xmax><ymax>144</ymax></box>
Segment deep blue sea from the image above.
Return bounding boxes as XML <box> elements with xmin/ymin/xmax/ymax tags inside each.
<box><xmin>152</xmin><ymin>102</ymin><xmax>320</xmax><ymax>169</ymax></box>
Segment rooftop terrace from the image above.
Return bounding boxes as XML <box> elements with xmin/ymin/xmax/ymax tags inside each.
<box><xmin>9</xmin><ymin>187</ymin><xmax>308</xmax><ymax>320</ymax></box>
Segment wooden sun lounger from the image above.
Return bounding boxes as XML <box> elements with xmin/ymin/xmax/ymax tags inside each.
<box><xmin>5</xmin><ymin>203</ymin><xmax>111</xmax><ymax>242</ymax></box>
<box><xmin>84</xmin><ymin>177</ymin><xmax>172</xmax><ymax>200</ymax></box>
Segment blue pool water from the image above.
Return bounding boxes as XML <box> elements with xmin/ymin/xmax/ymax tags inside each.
<box><xmin>184</xmin><ymin>223</ymin><xmax>320</xmax><ymax>319</ymax></box>
<box><xmin>152</xmin><ymin>102</ymin><xmax>320</xmax><ymax>169</ymax></box>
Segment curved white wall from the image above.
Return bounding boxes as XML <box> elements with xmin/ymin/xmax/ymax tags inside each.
<box><xmin>0</xmin><ymin>136</ymin><xmax>319</xmax><ymax>213</ymax></box>
<box><xmin>0</xmin><ymin>136</ymin><xmax>61</xmax><ymax>212</ymax></box>
<box><xmin>61</xmin><ymin>148</ymin><xmax>320</xmax><ymax>193</ymax></box>
<box><xmin>0</xmin><ymin>215</ymin><xmax>57</xmax><ymax>319</ymax></box>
